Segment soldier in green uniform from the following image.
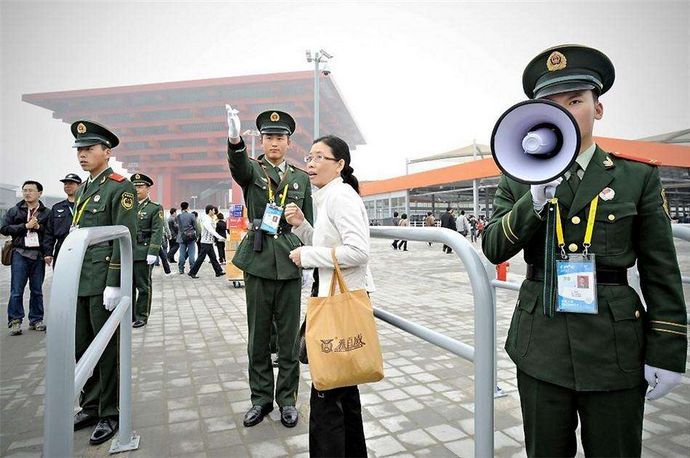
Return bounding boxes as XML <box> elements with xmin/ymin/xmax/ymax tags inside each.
<box><xmin>483</xmin><ymin>45</ymin><xmax>687</xmax><ymax>457</ymax></box>
<box><xmin>69</xmin><ymin>120</ymin><xmax>137</xmax><ymax>445</ymax></box>
<box><xmin>130</xmin><ymin>173</ymin><xmax>164</xmax><ymax>328</ymax></box>
<box><xmin>225</xmin><ymin>105</ymin><xmax>313</xmax><ymax>428</ymax></box>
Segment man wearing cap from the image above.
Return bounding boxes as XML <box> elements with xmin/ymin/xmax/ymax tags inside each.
<box><xmin>44</xmin><ymin>173</ymin><xmax>82</xmax><ymax>266</ymax></box>
<box><xmin>483</xmin><ymin>45</ymin><xmax>686</xmax><ymax>457</ymax></box>
<box><xmin>225</xmin><ymin>106</ymin><xmax>313</xmax><ymax>428</ymax></box>
<box><xmin>69</xmin><ymin>120</ymin><xmax>137</xmax><ymax>446</ymax></box>
<box><xmin>130</xmin><ymin>173</ymin><xmax>164</xmax><ymax>328</ymax></box>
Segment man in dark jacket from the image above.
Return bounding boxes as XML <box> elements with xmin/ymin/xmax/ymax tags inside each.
<box><xmin>175</xmin><ymin>202</ymin><xmax>197</xmax><ymax>274</ymax></box>
<box><xmin>440</xmin><ymin>207</ymin><xmax>457</xmax><ymax>253</ymax></box>
<box><xmin>167</xmin><ymin>207</ymin><xmax>179</xmax><ymax>262</ymax></box>
<box><xmin>1</xmin><ymin>180</ymin><xmax>51</xmax><ymax>335</ymax></box>
<box><xmin>44</xmin><ymin>173</ymin><xmax>82</xmax><ymax>266</ymax></box>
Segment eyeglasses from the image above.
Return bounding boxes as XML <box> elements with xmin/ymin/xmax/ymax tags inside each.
<box><xmin>304</xmin><ymin>154</ymin><xmax>339</xmax><ymax>164</ymax></box>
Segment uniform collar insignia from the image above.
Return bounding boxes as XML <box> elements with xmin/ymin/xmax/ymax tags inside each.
<box><xmin>603</xmin><ymin>156</ymin><xmax>614</xmax><ymax>168</ymax></box>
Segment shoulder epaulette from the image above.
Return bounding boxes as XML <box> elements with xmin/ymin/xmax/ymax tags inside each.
<box><xmin>289</xmin><ymin>164</ymin><xmax>308</xmax><ymax>174</ymax></box>
<box><xmin>109</xmin><ymin>172</ymin><xmax>126</xmax><ymax>182</ymax></box>
<box><xmin>610</xmin><ymin>151</ymin><xmax>661</xmax><ymax>166</ymax></box>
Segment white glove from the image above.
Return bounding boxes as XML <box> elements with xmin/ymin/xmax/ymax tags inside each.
<box><xmin>225</xmin><ymin>104</ymin><xmax>241</xmax><ymax>142</ymax></box>
<box><xmin>530</xmin><ymin>178</ymin><xmax>563</xmax><ymax>211</ymax></box>
<box><xmin>146</xmin><ymin>254</ymin><xmax>157</xmax><ymax>265</ymax></box>
<box><xmin>103</xmin><ymin>286</ymin><xmax>122</xmax><ymax>311</ymax></box>
<box><xmin>645</xmin><ymin>364</ymin><xmax>683</xmax><ymax>400</ymax></box>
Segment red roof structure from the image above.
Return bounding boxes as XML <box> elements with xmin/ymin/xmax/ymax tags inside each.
<box><xmin>23</xmin><ymin>71</ymin><xmax>365</xmax><ymax>207</ymax></box>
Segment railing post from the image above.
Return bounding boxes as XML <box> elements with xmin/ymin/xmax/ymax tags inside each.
<box><xmin>370</xmin><ymin>226</ymin><xmax>494</xmax><ymax>457</ymax></box>
<box><xmin>43</xmin><ymin>226</ymin><xmax>139</xmax><ymax>456</ymax></box>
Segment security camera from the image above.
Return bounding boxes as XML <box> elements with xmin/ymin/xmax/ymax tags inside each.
<box><xmin>320</xmin><ymin>49</ymin><xmax>333</xmax><ymax>59</ymax></box>
<box><xmin>321</xmin><ymin>62</ymin><xmax>331</xmax><ymax>76</ymax></box>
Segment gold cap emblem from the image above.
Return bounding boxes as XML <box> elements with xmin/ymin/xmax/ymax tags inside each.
<box><xmin>135</xmin><ymin>173</ymin><xmax>141</xmax><ymax>179</ymax></box>
<box><xmin>546</xmin><ymin>51</ymin><xmax>567</xmax><ymax>71</ymax></box>
<box><xmin>77</xmin><ymin>123</ymin><xmax>87</xmax><ymax>134</ymax></box>
<box><xmin>270</xmin><ymin>112</ymin><xmax>280</xmax><ymax>122</ymax></box>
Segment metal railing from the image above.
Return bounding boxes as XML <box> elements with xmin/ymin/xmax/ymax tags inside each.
<box><xmin>43</xmin><ymin>226</ymin><xmax>140</xmax><ymax>456</ymax></box>
<box><xmin>370</xmin><ymin>226</ymin><xmax>494</xmax><ymax>458</ymax></box>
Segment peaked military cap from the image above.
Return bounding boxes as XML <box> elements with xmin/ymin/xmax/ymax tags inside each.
<box><xmin>256</xmin><ymin>110</ymin><xmax>296</xmax><ymax>136</ymax></box>
<box><xmin>130</xmin><ymin>173</ymin><xmax>154</xmax><ymax>186</ymax></box>
<box><xmin>71</xmin><ymin>120</ymin><xmax>120</xmax><ymax>148</ymax></box>
<box><xmin>59</xmin><ymin>173</ymin><xmax>82</xmax><ymax>184</ymax></box>
<box><xmin>523</xmin><ymin>44</ymin><xmax>615</xmax><ymax>99</ymax></box>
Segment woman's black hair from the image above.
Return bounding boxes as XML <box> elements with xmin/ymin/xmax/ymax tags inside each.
<box><xmin>313</xmin><ymin>135</ymin><xmax>360</xmax><ymax>194</ymax></box>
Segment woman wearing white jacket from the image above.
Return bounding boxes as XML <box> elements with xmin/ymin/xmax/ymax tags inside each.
<box><xmin>285</xmin><ymin>135</ymin><xmax>371</xmax><ymax>458</ymax></box>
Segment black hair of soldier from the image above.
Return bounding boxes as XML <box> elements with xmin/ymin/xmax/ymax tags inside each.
<box><xmin>22</xmin><ymin>180</ymin><xmax>43</xmax><ymax>192</ymax></box>
<box><xmin>313</xmin><ymin>135</ymin><xmax>360</xmax><ymax>195</ymax></box>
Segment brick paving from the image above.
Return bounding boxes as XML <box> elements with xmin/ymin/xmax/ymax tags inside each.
<box><xmin>1</xmin><ymin>236</ymin><xmax>688</xmax><ymax>457</ymax></box>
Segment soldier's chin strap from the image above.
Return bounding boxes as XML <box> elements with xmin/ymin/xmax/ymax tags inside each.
<box><xmin>543</xmin><ymin>198</ymin><xmax>558</xmax><ymax>318</ymax></box>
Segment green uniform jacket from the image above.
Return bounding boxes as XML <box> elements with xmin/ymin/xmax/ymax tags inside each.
<box><xmin>227</xmin><ymin>138</ymin><xmax>313</xmax><ymax>280</ymax></box>
<box><xmin>482</xmin><ymin>146</ymin><xmax>687</xmax><ymax>391</ymax></box>
<box><xmin>134</xmin><ymin>197</ymin><xmax>164</xmax><ymax>261</ymax></box>
<box><xmin>74</xmin><ymin>168</ymin><xmax>138</xmax><ymax>297</ymax></box>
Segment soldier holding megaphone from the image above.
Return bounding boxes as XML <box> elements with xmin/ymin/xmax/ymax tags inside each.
<box><xmin>483</xmin><ymin>45</ymin><xmax>686</xmax><ymax>457</ymax></box>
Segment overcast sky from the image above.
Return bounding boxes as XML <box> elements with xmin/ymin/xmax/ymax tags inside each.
<box><xmin>1</xmin><ymin>0</ymin><xmax>688</xmax><ymax>197</ymax></box>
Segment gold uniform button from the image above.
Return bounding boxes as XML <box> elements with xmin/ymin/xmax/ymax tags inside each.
<box><xmin>92</xmin><ymin>209</ymin><xmax>97</xmax><ymax>213</ymax></box>
<box><xmin>608</xmin><ymin>214</ymin><xmax>615</xmax><ymax>221</ymax></box>
<box><xmin>105</xmin><ymin>256</ymin><xmax>110</xmax><ymax>261</ymax></box>
<box><xmin>568</xmin><ymin>243</ymin><xmax>578</xmax><ymax>252</ymax></box>
<box><xmin>571</xmin><ymin>216</ymin><xmax>581</xmax><ymax>225</ymax></box>
<box><xmin>634</xmin><ymin>310</ymin><xmax>640</xmax><ymax>318</ymax></box>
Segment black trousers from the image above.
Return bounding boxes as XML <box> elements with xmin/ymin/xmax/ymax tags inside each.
<box><xmin>216</xmin><ymin>241</ymin><xmax>226</xmax><ymax>263</ymax></box>
<box><xmin>157</xmin><ymin>247</ymin><xmax>171</xmax><ymax>274</ymax></box>
<box><xmin>167</xmin><ymin>239</ymin><xmax>179</xmax><ymax>262</ymax></box>
<box><xmin>309</xmin><ymin>384</ymin><xmax>366</xmax><ymax>458</ymax></box>
<box><xmin>517</xmin><ymin>370</ymin><xmax>646</xmax><ymax>457</ymax></box>
<box><xmin>189</xmin><ymin>243</ymin><xmax>223</xmax><ymax>276</ymax></box>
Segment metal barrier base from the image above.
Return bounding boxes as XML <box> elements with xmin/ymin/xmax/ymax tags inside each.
<box><xmin>109</xmin><ymin>432</ymin><xmax>140</xmax><ymax>454</ymax></box>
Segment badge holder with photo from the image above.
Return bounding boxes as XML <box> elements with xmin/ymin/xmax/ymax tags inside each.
<box><xmin>555</xmin><ymin>197</ymin><xmax>599</xmax><ymax>314</ymax></box>
<box><xmin>259</xmin><ymin>166</ymin><xmax>290</xmax><ymax>236</ymax></box>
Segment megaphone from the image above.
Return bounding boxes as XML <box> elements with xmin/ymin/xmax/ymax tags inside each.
<box><xmin>490</xmin><ymin>99</ymin><xmax>581</xmax><ymax>184</ymax></box>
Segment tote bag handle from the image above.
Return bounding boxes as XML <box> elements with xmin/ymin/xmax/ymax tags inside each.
<box><xmin>327</xmin><ymin>248</ymin><xmax>350</xmax><ymax>296</ymax></box>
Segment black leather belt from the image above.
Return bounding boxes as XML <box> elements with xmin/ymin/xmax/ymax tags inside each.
<box><xmin>526</xmin><ymin>264</ymin><xmax>628</xmax><ymax>285</ymax></box>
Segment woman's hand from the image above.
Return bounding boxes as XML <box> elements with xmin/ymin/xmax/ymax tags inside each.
<box><xmin>284</xmin><ymin>203</ymin><xmax>305</xmax><ymax>227</ymax></box>
<box><xmin>289</xmin><ymin>247</ymin><xmax>302</xmax><ymax>267</ymax></box>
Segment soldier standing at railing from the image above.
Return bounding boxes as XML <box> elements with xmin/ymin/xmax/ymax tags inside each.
<box><xmin>483</xmin><ymin>45</ymin><xmax>687</xmax><ymax>457</ymax></box>
<box><xmin>68</xmin><ymin>120</ymin><xmax>138</xmax><ymax>446</ymax></box>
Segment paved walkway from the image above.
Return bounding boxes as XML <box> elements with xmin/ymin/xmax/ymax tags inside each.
<box><xmin>1</xmin><ymin>237</ymin><xmax>689</xmax><ymax>457</ymax></box>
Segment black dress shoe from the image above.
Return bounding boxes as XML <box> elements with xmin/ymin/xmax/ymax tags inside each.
<box><xmin>74</xmin><ymin>410</ymin><xmax>99</xmax><ymax>431</ymax></box>
<box><xmin>89</xmin><ymin>417</ymin><xmax>118</xmax><ymax>445</ymax></box>
<box><xmin>243</xmin><ymin>404</ymin><xmax>273</xmax><ymax>427</ymax></box>
<box><xmin>280</xmin><ymin>405</ymin><xmax>298</xmax><ymax>428</ymax></box>
<box><xmin>132</xmin><ymin>320</ymin><xmax>146</xmax><ymax>328</ymax></box>
<box><xmin>188</xmin><ymin>273</ymin><xmax>199</xmax><ymax>279</ymax></box>
<box><xmin>215</xmin><ymin>271</ymin><xmax>226</xmax><ymax>277</ymax></box>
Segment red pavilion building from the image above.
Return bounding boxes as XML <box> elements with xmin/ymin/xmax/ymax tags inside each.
<box><xmin>23</xmin><ymin>71</ymin><xmax>365</xmax><ymax>208</ymax></box>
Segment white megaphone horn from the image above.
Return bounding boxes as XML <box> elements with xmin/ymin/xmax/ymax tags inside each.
<box><xmin>490</xmin><ymin>99</ymin><xmax>581</xmax><ymax>184</ymax></box>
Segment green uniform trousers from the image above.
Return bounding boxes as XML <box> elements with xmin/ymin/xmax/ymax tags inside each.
<box><xmin>132</xmin><ymin>261</ymin><xmax>152</xmax><ymax>322</ymax></box>
<box><xmin>244</xmin><ymin>272</ymin><xmax>301</xmax><ymax>408</ymax></box>
<box><xmin>517</xmin><ymin>370</ymin><xmax>646</xmax><ymax>457</ymax></box>
<box><xmin>76</xmin><ymin>294</ymin><xmax>119</xmax><ymax>418</ymax></box>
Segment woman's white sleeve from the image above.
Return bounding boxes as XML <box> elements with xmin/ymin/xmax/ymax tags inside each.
<box><xmin>292</xmin><ymin>219</ymin><xmax>314</xmax><ymax>245</ymax></box>
<box><xmin>301</xmin><ymin>193</ymin><xmax>369</xmax><ymax>268</ymax></box>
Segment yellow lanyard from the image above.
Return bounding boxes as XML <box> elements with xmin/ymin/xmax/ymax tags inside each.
<box><xmin>72</xmin><ymin>194</ymin><xmax>92</xmax><ymax>226</ymax></box>
<box><xmin>554</xmin><ymin>196</ymin><xmax>599</xmax><ymax>257</ymax></box>
<box><xmin>262</xmin><ymin>165</ymin><xmax>289</xmax><ymax>206</ymax></box>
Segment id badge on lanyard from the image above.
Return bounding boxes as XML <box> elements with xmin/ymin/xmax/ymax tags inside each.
<box><xmin>553</xmin><ymin>196</ymin><xmax>599</xmax><ymax>314</ymax></box>
<box><xmin>556</xmin><ymin>254</ymin><xmax>598</xmax><ymax>314</ymax></box>
<box><xmin>260</xmin><ymin>203</ymin><xmax>283</xmax><ymax>234</ymax></box>
<box><xmin>259</xmin><ymin>164</ymin><xmax>289</xmax><ymax>235</ymax></box>
<box><xmin>24</xmin><ymin>208</ymin><xmax>40</xmax><ymax>247</ymax></box>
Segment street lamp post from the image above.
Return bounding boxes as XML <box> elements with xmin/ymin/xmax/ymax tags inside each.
<box><xmin>191</xmin><ymin>195</ymin><xmax>197</xmax><ymax>210</ymax></box>
<box><xmin>242</xmin><ymin>129</ymin><xmax>261</xmax><ymax>159</ymax></box>
<box><xmin>305</xmin><ymin>49</ymin><xmax>333</xmax><ymax>139</ymax></box>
